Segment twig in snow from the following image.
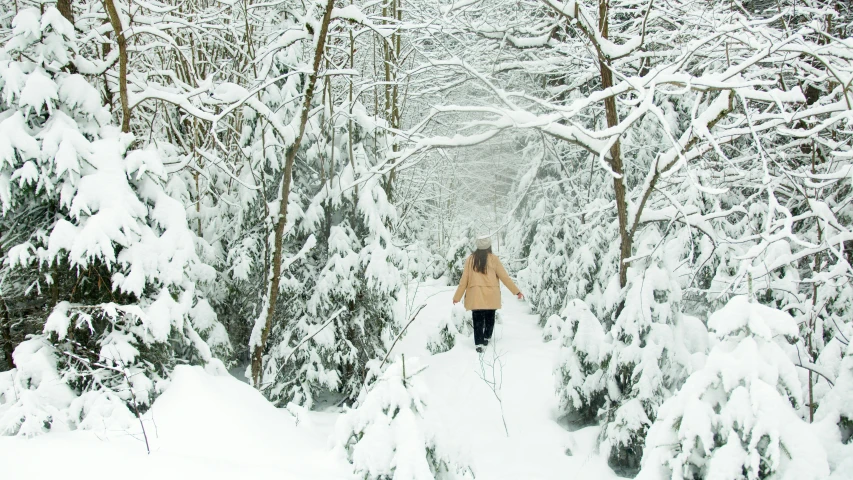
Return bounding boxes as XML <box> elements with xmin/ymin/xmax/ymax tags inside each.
<box><xmin>256</xmin><ymin>308</ymin><xmax>348</xmax><ymax>389</ymax></box>
<box><xmin>97</xmin><ymin>354</ymin><xmax>151</xmax><ymax>455</ymax></box>
<box><xmin>61</xmin><ymin>347</ymin><xmax>152</xmax><ymax>455</ymax></box>
<box><xmin>352</xmin><ymin>304</ymin><xmax>429</xmax><ymax>407</ymax></box>
<box><xmin>476</xmin><ymin>333</ymin><xmax>509</xmax><ymax>437</ymax></box>
<box><xmin>795</xmin><ymin>362</ymin><xmax>835</xmax><ymax>387</ymax></box>
<box><xmin>275</xmin><ymin>307</ymin><xmax>347</xmax><ymax>372</ymax></box>
<box><xmin>379</xmin><ymin>303</ymin><xmax>427</xmax><ymax>370</ymax></box>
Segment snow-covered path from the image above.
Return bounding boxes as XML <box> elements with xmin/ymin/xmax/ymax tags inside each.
<box><xmin>398</xmin><ymin>281</ymin><xmax>619</xmax><ymax>480</ymax></box>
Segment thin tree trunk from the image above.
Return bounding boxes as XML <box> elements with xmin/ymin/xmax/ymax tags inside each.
<box><xmin>57</xmin><ymin>0</ymin><xmax>74</xmax><ymax>25</ymax></box>
<box><xmin>56</xmin><ymin>0</ymin><xmax>78</xmax><ymax>73</ymax></box>
<box><xmin>383</xmin><ymin>0</ymin><xmax>403</xmax><ymax>202</ymax></box>
<box><xmin>597</xmin><ymin>0</ymin><xmax>631</xmax><ymax>289</ymax></box>
<box><xmin>809</xmin><ymin>146</ymin><xmax>823</xmax><ymax>423</ymax></box>
<box><xmin>0</xmin><ymin>235</ymin><xmax>11</xmax><ymax>369</ymax></box>
<box><xmin>1</xmin><ymin>297</ymin><xmax>12</xmax><ymax>369</ymax></box>
<box><xmin>348</xmin><ymin>25</ymin><xmax>358</xmax><ymax>219</ymax></box>
<box><xmin>103</xmin><ymin>0</ymin><xmax>131</xmax><ymax>133</ymax></box>
<box><xmin>250</xmin><ymin>0</ymin><xmax>336</xmax><ymax>388</ymax></box>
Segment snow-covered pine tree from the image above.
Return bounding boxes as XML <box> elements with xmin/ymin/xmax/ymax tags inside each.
<box><xmin>597</xmin><ymin>227</ymin><xmax>693</xmax><ymax>472</ymax></box>
<box><xmin>207</xmin><ymin>37</ymin><xmax>309</xmax><ymax>371</ymax></box>
<box><xmin>252</xmin><ymin>91</ymin><xmax>403</xmax><ymax>406</ymax></box>
<box><xmin>639</xmin><ymin>296</ymin><xmax>830</xmax><ymax>480</ymax></box>
<box><xmin>334</xmin><ymin>357</ymin><xmax>472</xmax><ymax>480</ymax></box>
<box><xmin>515</xmin><ymin>194</ymin><xmax>575</xmax><ymax>322</ymax></box>
<box><xmin>809</xmin><ymin>278</ymin><xmax>853</xmax><ymax>417</ymax></box>
<box><xmin>0</xmin><ymin>6</ymin><xmax>226</xmax><ymax>436</ymax></box>
<box><xmin>498</xmin><ymin>137</ymin><xmax>607</xmax><ymax>324</ymax></box>
<box><xmin>551</xmin><ymin>225</ymin><xmax>705</xmax><ymax>473</ymax></box>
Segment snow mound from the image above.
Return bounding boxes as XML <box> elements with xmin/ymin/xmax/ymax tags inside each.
<box><xmin>149</xmin><ymin>365</ymin><xmax>301</xmax><ymax>458</ymax></box>
<box><xmin>1</xmin><ymin>366</ymin><xmax>353</xmax><ymax>480</ymax></box>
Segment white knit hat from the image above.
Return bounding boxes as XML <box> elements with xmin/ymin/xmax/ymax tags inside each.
<box><xmin>475</xmin><ymin>236</ymin><xmax>492</xmax><ymax>250</ymax></box>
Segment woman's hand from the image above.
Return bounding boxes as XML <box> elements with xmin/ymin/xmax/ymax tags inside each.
<box><xmin>517</xmin><ymin>292</ymin><xmax>524</xmax><ymax>300</ymax></box>
<box><xmin>453</xmin><ymin>299</ymin><xmax>459</xmax><ymax>305</ymax></box>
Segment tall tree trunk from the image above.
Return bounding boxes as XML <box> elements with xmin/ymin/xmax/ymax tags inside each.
<box><xmin>250</xmin><ymin>0</ymin><xmax>336</xmax><ymax>388</ymax></box>
<box><xmin>597</xmin><ymin>0</ymin><xmax>631</xmax><ymax>289</ymax></box>
<box><xmin>57</xmin><ymin>0</ymin><xmax>74</xmax><ymax>23</ymax></box>
<box><xmin>103</xmin><ymin>0</ymin><xmax>131</xmax><ymax>133</ymax></box>
<box><xmin>383</xmin><ymin>0</ymin><xmax>403</xmax><ymax>202</ymax></box>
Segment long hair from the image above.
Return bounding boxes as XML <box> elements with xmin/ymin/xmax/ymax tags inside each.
<box><xmin>472</xmin><ymin>247</ymin><xmax>492</xmax><ymax>274</ymax></box>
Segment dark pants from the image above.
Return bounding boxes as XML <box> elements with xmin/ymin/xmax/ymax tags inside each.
<box><xmin>472</xmin><ymin>310</ymin><xmax>496</xmax><ymax>346</ymax></box>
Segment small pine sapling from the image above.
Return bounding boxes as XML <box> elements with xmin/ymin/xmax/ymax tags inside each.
<box><xmin>554</xmin><ymin>299</ymin><xmax>609</xmax><ymax>426</ymax></box>
<box><xmin>335</xmin><ymin>357</ymin><xmax>473</xmax><ymax>480</ymax></box>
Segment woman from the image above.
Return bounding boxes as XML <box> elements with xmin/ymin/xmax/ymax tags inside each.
<box><xmin>452</xmin><ymin>236</ymin><xmax>524</xmax><ymax>353</ymax></box>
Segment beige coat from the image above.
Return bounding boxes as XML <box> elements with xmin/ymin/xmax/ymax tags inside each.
<box><xmin>453</xmin><ymin>253</ymin><xmax>520</xmax><ymax>311</ymax></box>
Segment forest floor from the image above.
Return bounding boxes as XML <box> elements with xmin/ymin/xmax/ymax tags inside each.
<box><xmin>0</xmin><ymin>280</ymin><xmax>619</xmax><ymax>479</ymax></box>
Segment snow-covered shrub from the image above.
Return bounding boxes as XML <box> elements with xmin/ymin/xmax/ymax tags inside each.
<box><xmin>427</xmin><ymin>305</ymin><xmax>472</xmax><ymax>354</ymax></box>
<box><xmin>334</xmin><ymin>357</ymin><xmax>472</xmax><ymax>480</ymax></box>
<box><xmin>638</xmin><ymin>296</ymin><xmax>830</xmax><ymax>480</ymax></box>
<box><xmin>444</xmin><ymin>234</ymin><xmax>472</xmax><ymax>284</ymax></box>
<box><xmin>542</xmin><ymin>313</ymin><xmax>562</xmax><ymax>342</ymax></box>
<box><xmin>793</xmin><ymin>274</ymin><xmax>853</xmax><ymax>418</ymax></box>
<box><xmin>427</xmin><ymin>319</ymin><xmax>458</xmax><ymax>355</ymax></box>
<box><xmin>0</xmin><ymin>7</ymin><xmax>226</xmax><ymax>436</ymax></box>
<box><xmin>554</xmin><ymin>299</ymin><xmax>608</xmax><ymax>425</ymax></box>
<box><xmin>553</xmin><ymin>227</ymin><xmax>704</xmax><ymax>473</ymax></box>
<box><xmin>516</xmin><ymin>197</ymin><xmax>579</xmax><ymax>321</ymax></box>
<box><xmin>402</xmin><ymin>243</ymin><xmax>445</xmax><ymax>283</ymax></box>
<box><xmin>814</xmin><ymin>341</ymin><xmax>853</xmax><ymax>477</ymax></box>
